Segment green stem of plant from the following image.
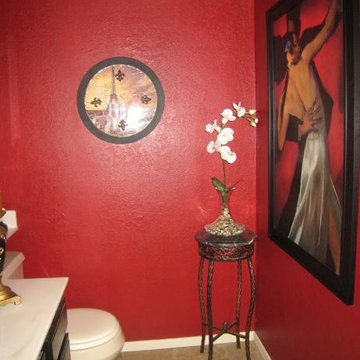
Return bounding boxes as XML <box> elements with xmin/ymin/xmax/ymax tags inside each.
<box><xmin>222</xmin><ymin>160</ymin><xmax>227</xmax><ymax>188</ymax></box>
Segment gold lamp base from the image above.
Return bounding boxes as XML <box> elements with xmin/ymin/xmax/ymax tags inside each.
<box><xmin>0</xmin><ymin>275</ymin><xmax>21</xmax><ymax>306</ymax></box>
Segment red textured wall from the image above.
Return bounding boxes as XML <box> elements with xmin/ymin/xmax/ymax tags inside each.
<box><xmin>255</xmin><ymin>0</ymin><xmax>360</xmax><ymax>359</ymax></box>
<box><xmin>0</xmin><ymin>0</ymin><xmax>256</xmax><ymax>341</ymax></box>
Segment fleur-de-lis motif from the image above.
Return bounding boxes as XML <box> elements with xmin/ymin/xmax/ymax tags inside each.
<box><xmin>91</xmin><ymin>97</ymin><xmax>102</xmax><ymax>107</ymax></box>
<box><xmin>141</xmin><ymin>95</ymin><xmax>152</xmax><ymax>104</ymax></box>
<box><xmin>115</xmin><ymin>69</ymin><xmax>125</xmax><ymax>82</ymax></box>
<box><xmin>118</xmin><ymin>119</ymin><xmax>127</xmax><ymax>131</ymax></box>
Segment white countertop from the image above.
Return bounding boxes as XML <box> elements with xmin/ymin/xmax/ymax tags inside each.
<box><xmin>0</xmin><ymin>277</ymin><xmax>69</xmax><ymax>360</ymax></box>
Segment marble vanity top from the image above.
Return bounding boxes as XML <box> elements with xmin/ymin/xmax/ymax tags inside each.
<box><xmin>0</xmin><ymin>277</ymin><xmax>68</xmax><ymax>360</ymax></box>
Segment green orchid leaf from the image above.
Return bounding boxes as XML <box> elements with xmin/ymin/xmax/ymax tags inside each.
<box><xmin>211</xmin><ymin>177</ymin><xmax>226</xmax><ymax>191</ymax></box>
<box><xmin>211</xmin><ymin>177</ymin><xmax>229</xmax><ymax>204</ymax></box>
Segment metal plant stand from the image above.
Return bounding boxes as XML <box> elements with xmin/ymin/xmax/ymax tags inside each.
<box><xmin>195</xmin><ymin>229</ymin><xmax>256</xmax><ymax>360</ymax></box>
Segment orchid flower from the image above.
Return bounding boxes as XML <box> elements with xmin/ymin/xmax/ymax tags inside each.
<box><xmin>206</xmin><ymin>140</ymin><xmax>221</xmax><ymax>154</ymax></box>
<box><xmin>219</xmin><ymin>146</ymin><xmax>237</xmax><ymax>164</ymax></box>
<box><xmin>221</xmin><ymin>108</ymin><xmax>236</xmax><ymax>125</ymax></box>
<box><xmin>217</xmin><ymin>127</ymin><xmax>234</xmax><ymax>145</ymax></box>
<box><xmin>205</xmin><ymin>101</ymin><xmax>258</xmax><ymax>191</ymax></box>
<box><xmin>205</xmin><ymin>120</ymin><xmax>221</xmax><ymax>134</ymax></box>
<box><xmin>233</xmin><ymin>102</ymin><xmax>246</xmax><ymax>117</ymax></box>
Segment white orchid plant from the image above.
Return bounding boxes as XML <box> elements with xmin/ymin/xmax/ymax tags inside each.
<box><xmin>205</xmin><ymin>102</ymin><xmax>258</xmax><ymax>204</ymax></box>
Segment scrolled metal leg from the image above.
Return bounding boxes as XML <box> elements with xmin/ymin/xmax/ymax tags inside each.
<box><xmin>235</xmin><ymin>260</ymin><xmax>242</xmax><ymax>349</ymax></box>
<box><xmin>245</xmin><ymin>257</ymin><xmax>256</xmax><ymax>360</ymax></box>
<box><xmin>198</xmin><ymin>257</ymin><xmax>206</xmax><ymax>353</ymax></box>
<box><xmin>207</xmin><ymin>260</ymin><xmax>215</xmax><ymax>360</ymax></box>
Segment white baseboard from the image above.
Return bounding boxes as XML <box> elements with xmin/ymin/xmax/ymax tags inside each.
<box><xmin>122</xmin><ymin>332</ymin><xmax>255</xmax><ymax>352</ymax></box>
<box><xmin>122</xmin><ymin>332</ymin><xmax>271</xmax><ymax>359</ymax></box>
<box><xmin>253</xmin><ymin>332</ymin><xmax>272</xmax><ymax>360</ymax></box>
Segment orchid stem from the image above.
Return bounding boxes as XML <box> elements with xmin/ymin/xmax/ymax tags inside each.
<box><xmin>222</xmin><ymin>160</ymin><xmax>227</xmax><ymax>188</ymax></box>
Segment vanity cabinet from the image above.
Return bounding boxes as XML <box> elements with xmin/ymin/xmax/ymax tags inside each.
<box><xmin>38</xmin><ymin>298</ymin><xmax>71</xmax><ymax>360</ymax></box>
<box><xmin>0</xmin><ymin>277</ymin><xmax>70</xmax><ymax>360</ymax></box>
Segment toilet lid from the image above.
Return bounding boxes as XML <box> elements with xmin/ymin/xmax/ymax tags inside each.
<box><xmin>67</xmin><ymin>308</ymin><xmax>121</xmax><ymax>350</ymax></box>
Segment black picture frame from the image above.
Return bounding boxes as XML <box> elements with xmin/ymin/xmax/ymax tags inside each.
<box><xmin>77</xmin><ymin>57</ymin><xmax>164</xmax><ymax>144</ymax></box>
<box><xmin>267</xmin><ymin>0</ymin><xmax>359</xmax><ymax>304</ymax></box>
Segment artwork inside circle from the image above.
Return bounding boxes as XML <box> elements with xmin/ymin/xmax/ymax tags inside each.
<box><xmin>85</xmin><ymin>64</ymin><xmax>157</xmax><ymax>138</ymax></box>
<box><xmin>77</xmin><ymin>58</ymin><xmax>164</xmax><ymax>143</ymax></box>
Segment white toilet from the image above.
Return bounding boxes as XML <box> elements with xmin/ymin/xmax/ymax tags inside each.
<box><xmin>3</xmin><ymin>251</ymin><xmax>125</xmax><ymax>360</ymax></box>
<box><xmin>67</xmin><ymin>307</ymin><xmax>125</xmax><ymax>360</ymax></box>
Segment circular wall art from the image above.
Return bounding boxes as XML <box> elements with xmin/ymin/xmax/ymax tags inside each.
<box><xmin>77</xmin><ymin>57</ymin><xmax>164</xmax><ymax>143</ymax></box>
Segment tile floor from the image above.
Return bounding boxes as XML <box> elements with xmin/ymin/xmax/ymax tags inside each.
<box><xmin>121</xmin><ymin>341</ymin><xmax>264</xmax><ymax>360</ymax></box>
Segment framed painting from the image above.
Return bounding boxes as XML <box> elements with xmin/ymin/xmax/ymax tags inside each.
<box><xmin>77</xmin><ymin>57</ymin><xmax>164</xmax><ymax>144</ymax></box>
<box><xmin>267</xmin><ymin>0</ymin><xmax>359</xmax><ymax>304</ymax></box>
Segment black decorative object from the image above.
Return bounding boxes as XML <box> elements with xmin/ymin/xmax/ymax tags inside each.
<box><xmin>267</xmin><ymin>0</ymin><xmax>359</xmax><ymax>304</ymax></box>
<box><xmin>78</xmin><ymin>57</ymin><xmax>164</xmax><ymax>144</ymax></box>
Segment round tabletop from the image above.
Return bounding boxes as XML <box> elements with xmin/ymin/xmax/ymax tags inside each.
<box><xmin>195</xmin><ymin>229</ymin><xmax>257</xmax><ymax>261</ymax></box>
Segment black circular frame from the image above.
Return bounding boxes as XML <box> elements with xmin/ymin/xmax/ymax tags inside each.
<box><xmin>77</xmin><ymin>57</ymin><xmax>165</xmax><ymax>144</ymax></box>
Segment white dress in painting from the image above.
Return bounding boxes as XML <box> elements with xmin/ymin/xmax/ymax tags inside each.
<box><xmin>288</xmin><ymin>96</ymin><xmax>341</xmax><ymax>265</ymax></box>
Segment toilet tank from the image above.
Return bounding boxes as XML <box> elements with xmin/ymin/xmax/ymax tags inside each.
<box><xmin>2</xmin><ymin>251</ymin><xmax>25</xmax><ymax>281</ymax></box>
